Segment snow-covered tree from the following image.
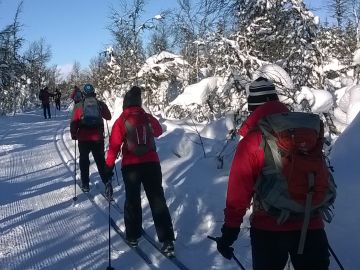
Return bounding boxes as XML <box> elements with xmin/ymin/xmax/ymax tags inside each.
<box><xmin>234</xmin><ymin>0</ymin><xmax>322</xmax><ymax>88</ymax></box>
<box><xmin>0</xmin><ymin>0</ymin><xmax>25</xmax><ymax>115</ymax></box>
<box><xmin>327</xmin><ymin>0</ymin><xmax>349</xmax><ymax>27</ymax></box>
<box><xmin>137</xmin><ymin>51</ymin><xmax>191</xmax><ymax>111</ymax></box>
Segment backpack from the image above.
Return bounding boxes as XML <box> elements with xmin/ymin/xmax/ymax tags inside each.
<box><xmin>80</xmin><ymin>97</ymin><xmax>103</xmax><ymax>128</ymax></box>
<box><xmin>124</xmin><ymin>112</ymin><xmax>155</xmax><ymax>156</ymax></box>
<box><xmin>254</xmin><ymin>112</ymin><xmax>336</xmax><ymax>254</ymax></box>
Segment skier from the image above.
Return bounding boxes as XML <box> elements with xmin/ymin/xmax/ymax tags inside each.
<box><xmin>104</xmin><ymin>86</ymin><xmax>175</xmax><ymax>256</ymax></box>
<box><xmin>70</xmin><ymin>85</ymin><xmax>83</xmax><ymax>104</ymax></box>
<box><xmin>39</xmin><ymin>86</ymin><xmax>55</xmax><ymax>119</ymax></box>
<box><xmin>215</xmin><ymin>77</ymin><xmax>332</xmax><ymax>270</ymax></box>
<box><xmin>54</xmin><ymin>88</ymin><xmax>62</xmax><ymax>110</ymax></box>
<box><xmin>70</xmin><ymin>83</ymin><xmax>111</xmax><ymax>192</ymax></box>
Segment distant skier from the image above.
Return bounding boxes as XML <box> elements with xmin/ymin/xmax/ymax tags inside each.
<box><xmin>39</xmin><ymin>86</ymin><xmax>55</xmax><ymax>119</ymax></box>
<box><xmin>70</xmin><ymin>83</ymin><xmax>111</xmax><ymax>192</ymax></box>
<box><xmin>70</xmin><ymin>85</ymin><xmax>83</xmax><ymax>104</ymax></box>
<box><xmin>54</xmin><ymin>88</ymin><xmax>62</xmax><ymax>110</ymax></box>
<box><xmin>104</xmin><ymin>86</ymin><xmax>175</xmax><ymax>256</ymax></box>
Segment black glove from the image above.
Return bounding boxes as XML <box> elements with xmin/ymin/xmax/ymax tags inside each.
<box><xmin>104</xmin><ymin>165</ymin><xmax>114</xmax><ymax>183</ymax></box>
<box><xmin>216</xmin><ymin>225</ymin><xmax>240</xmax><ymax>260</ymax></box>
<box><xmin>105</xmin><ymin>182</ymin><xmax>113</xmax><ymax>200</ymax></box>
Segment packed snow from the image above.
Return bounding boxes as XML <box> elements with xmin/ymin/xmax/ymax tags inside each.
<box><xmin>0</xmin><ymin>89</ymin><xmax>359</xmax><ymax>269</ymax></box>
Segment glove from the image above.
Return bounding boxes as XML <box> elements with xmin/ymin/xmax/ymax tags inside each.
<box><xmin>105</xmin><ymin>182</ymin><xmax>113</xmax><ymax>200</ymax></box>
<box><xmin>104</xmin><ymin>165</ymin><xmax>114</xmax><ymax>182</ymax></box>
<box><xmin>216</xmin><ymin>225</ymin><xmax>240</xmax><ymax>260</ymax></box>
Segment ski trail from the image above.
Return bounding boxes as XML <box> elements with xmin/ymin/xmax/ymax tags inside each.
<box><xmin>0</xmin><ymin>111</ymin><xmax>152</xmax><ymax>270</ymax></box>
<box><xmin>56</xmin><ymin>116</ymin><xmax>180</xmax><ymax>269</ymax></box>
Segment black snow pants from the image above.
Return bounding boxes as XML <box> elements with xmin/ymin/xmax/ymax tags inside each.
<box><xmin>78</xmin><ymin>140</ymin><xmax>107</xmax><ymax>187</ymax></box>
<box><xmin>121</xmin><ymin>162</ymin><xmax>175</xmax><ymax>243</ymax></box>
<box><xmin>250</xmin><ymin>228</ymin><xmax>330</xmax><ymax>270</ymax></box>
<box><xmin>55</xmin><ymin>99</ymin><xmax>61</xmax><ymax>110</ymax></box>
<box><xmin>42</xmin><ymin>103</ymin><xmax>51</xmax><ymax>119</ymax></box>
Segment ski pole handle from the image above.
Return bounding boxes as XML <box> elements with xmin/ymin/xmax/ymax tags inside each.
<box><xmin>207</xmin><ymin>235</ymin><xmax>246</xmax><ymax>270</ymax></box>
<box><xmin>207</xmin><ymin>235</ymin><xmax>217</xmax><ymax>241</ymax></box>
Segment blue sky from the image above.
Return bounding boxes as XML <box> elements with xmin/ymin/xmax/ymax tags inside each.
<box><xmin>0</xmin><ymin>0</ymin><xmax>177</xmax><ymax>74</ymax></box>
<box><xmin>0</xmin><ymin>0</ymin><xmax>328</xmax><ymax>74</ymax></box>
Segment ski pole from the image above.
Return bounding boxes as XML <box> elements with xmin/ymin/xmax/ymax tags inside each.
<box><xmin>106</xmin><ymin>196</ymin><xmax>114</xmax><ymax>270</ymax></box>
<box><xmin>73</xmin><ymin>139</ymin><xmax>77</xmax><ymax>201</ymax></box>
<box><xmin>207</xmin><ymin>235</ymin><xmax>246</xmax><ymax>270</ymax></box>
<box><xmin>328</xmin><ymin>243</ymin><xmax>345</xmax><ymax>270</ymax></box>
<box><xmin>106</xmin><ymin>121</ymin><xmax>120</xmax><ymax>186</ymax></box>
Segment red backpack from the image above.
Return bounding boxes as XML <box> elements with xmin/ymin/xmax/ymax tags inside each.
<box><xmin>124</xmin><ymin>112</ymin><xmax>156</xmax><ymax>156</ymax></box>
<box><xmin>255</xmin><ymin>112</ymin><xmax>336</xmax><ymax>254</ymax></box>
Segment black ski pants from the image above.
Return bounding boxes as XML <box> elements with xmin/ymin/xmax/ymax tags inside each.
<box><xmin>55</xmin><ymin>99</ymin><xmax>61</xmax><ymax>110</ymax></box>
<box><xmin>121</xmin><ymin>162</ymin><xmax>175</xmax><ymax>243</ymax></box>
<box><xmin>250</xmin><ymin>228</ymin><xmax>330</xmax><ymax>270</ymax></box>
<box><xmin>42</xmin><ymin>103</ymin><xmax>51</xmax><ymax>119</ymax></box>
<box><xmin>78</xmin><ymin>140</ymin><xmax>107</xmax><ymax>187</ymax></box>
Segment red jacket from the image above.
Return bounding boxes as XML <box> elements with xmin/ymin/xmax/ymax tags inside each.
<box><xmin>106</xmin><ymin>106</ymin><xmax>162</xmax><ymax>167</ymax></box>
<box><xmin>70</xmin><ymin>97</ymin><xmax>111</xmax><ymax>141</ymax></box>
<box><xmin>224</xmin><ymin>101</ymin><xmax>324</xmax><ymax>231</ymax></box>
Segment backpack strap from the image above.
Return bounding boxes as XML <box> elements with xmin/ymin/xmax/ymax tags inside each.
<box><xmin>260</xmin><ymin>127</ymin><xmax>283</xmax><ymax>170</ymax></box>
<box><xmin>297</xmin><ymin>172</ymin><xmax>315</xmax><ymax>254</ymax></box>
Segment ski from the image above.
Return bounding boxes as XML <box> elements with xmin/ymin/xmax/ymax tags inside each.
<box><xmin>141</xmin><ymin>229</ymin><xmax>189</xmax><ymax>270</ymax></box>
<box><xmin>110</xmin><ymin>219</ymin><xmax>152</xmax><ymax>265</ymax></box>
<box><xmin>73</xmin><ymin>182</ymin><xmax>152</xmax><ymax>265</ymax></box>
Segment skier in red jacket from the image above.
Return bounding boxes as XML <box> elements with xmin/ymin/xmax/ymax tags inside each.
<box><xmin>215</xmin><ymin>77</ymin><xmax>330</xmax><ymax>270</ymax></box>
<box><xmin>70</xmin><ymin>85</ymin><xmax>83</xmax><ymax>104</ymax></box>
<box><xmin>105</xmin><ymin>86</ymin><xmax>175</xmax><ymax>256</ymax></box>
<box><xmin>70</xmin><ymin>83</ymin><xmax>111</xmax><ymax>192</ymax></box>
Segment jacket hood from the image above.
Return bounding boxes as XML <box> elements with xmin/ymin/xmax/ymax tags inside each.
<box><xmin>238</xmin><ymin>101</ymin><xmax>289</xmax><ymax>137</ymax></box>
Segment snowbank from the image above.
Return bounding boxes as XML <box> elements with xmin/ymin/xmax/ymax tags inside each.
<box><xmin>199</xmin><ymin>113</ymin><xmax>235</xmax><ymax>140</ymax></box>
<box><xmin>170</xmin><ymin>77</ymin><xmax>221</xmax><ymax>106</ymax></box>
<box><xmin>335</xmin><ymin>85</ymin><xmax>360</xmax><ymax>125</ymax></box>
<box><xmin>353</xmin><ymin>48</ymin><xmax>360</xmax><ymax>65</ymax></box>
<box><xmin>328</xmin><ymin>112</ymin><xmax>360</xmax><ymax>269</ymax></box>
<box><xmin>296</xmin><ymin>86</ymin><xmax>333</xmax><ymax>113</ymax></box>
<box><xmin>253</xmin><ymin>63</ymin><xmax>294</xmax><ymax>90</ymax></box>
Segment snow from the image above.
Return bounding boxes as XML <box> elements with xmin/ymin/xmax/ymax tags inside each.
<box><xmin>322</xmin><ymin>58</ymin><xmax>346</xmax><ymax>72</ymax></box>
<box><xmin>328</xmin><ymin>111</ymin><xmax>360</xmax><ymax>268</ymax></box>
<box><xmin>170</xmin><ymin>76</ymin><xmax>221</xmax><ymax>106</ymax></box>
<box><xmin>253</xmin><ymin>63</ymin><xmax>294</xmax><ymax>90</ymax></box>
<box><xmin>340</xmin><ymin>76</ymin><xmax>354</xmax><ymax>87</ymax></box>
<box><xmin>346</xmin><ymin>85</ymin><xmax>360</xmax><ymax>124</ymax></box>
<box><xmin>334</xmin><ymin>85</ymin><xmax>360</xmax><ymax>125</ymax></box>
<box><xmin>296</xmin><ymin>86</ymin><xmax>333</xmax><ymax>113</ymax></box>
<box><xmin>0</xmin><ymin>68</ymin><xmax>360</xmax><ymax>270</ymax></box>
<box><xmin>353</xmin><ymin>48</ymin><xmax>360</xmax><ymax>65</ymax></box>
<box><xmin>1</xmin><ymin>88</ymin><xmax>360</xmax><ymax>269</ymax></box>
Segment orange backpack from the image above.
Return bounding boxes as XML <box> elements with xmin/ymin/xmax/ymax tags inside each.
<box><xmin>255</xmin><ymin>112</ymin><xmax>336</xmax><ymax>254</ymax></box>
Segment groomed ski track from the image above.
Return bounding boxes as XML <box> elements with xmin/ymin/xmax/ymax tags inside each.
<box><xmin>0</xmin><ymin>109</ymin><xmax>184</xmax><ymax>270</ymax></box>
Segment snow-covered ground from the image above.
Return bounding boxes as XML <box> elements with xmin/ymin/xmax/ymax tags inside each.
<box><xmin>0</xmin><ymin>106</ymin><xmax>359</xmax><ymax>270</ymax></box>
